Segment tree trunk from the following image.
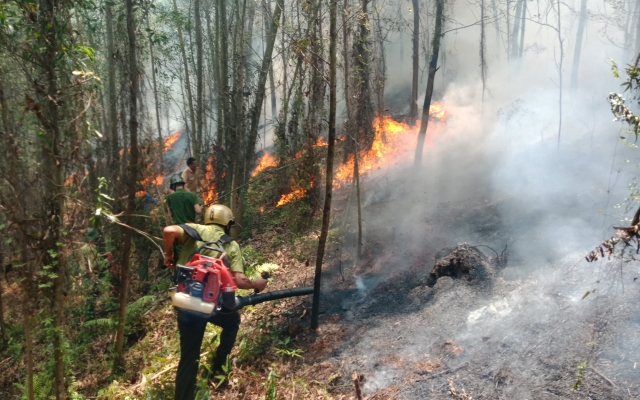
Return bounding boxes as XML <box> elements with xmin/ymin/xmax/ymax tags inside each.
<box><xmin>410</xmin><ymin>0</ymin><xmax>419</xmax><ymax>120</ymax></box>
<box><xmin>243</xmin><ymin>0</ymin><xmax>284</xmax><ymax>198</ymax></box>
<box><xmin>37</xmin><ymin>0</ymin><xmax>67</xmax><ymax>395</ymax></box>
<box><xmin>354</xmin><ymin>140</ymin><xmax>362</xmax><ymax>258</ymax></box>
<box><xmin>556</xmin><ymin>0</ymin><xmax>563</xmax><ymax>149</ymax></box>
<box><xmin>105</xmin><ymin>3</ymin><xmax>119</xmax><ymax>174</ymax></box>
<box><xmin>114</xmin><ymin>0</ymin><xmax>140</xmax><ymax>373</ymax></box>
<box><xmin>480</xmin><ymin>0</ymin><xmax>487</xmax><ymax>101</ymax></box>
<box><xmin>342</xmin><ymin>0</ymin><xmax>351</xmax><ymax>119</ymax></box>
<box><xmin>173</xmin><ymin>0</ymin><xmax>198</xmax><ymax>165</ymax></box>
<box><xmin>511</xmin><ymin>0</ymin><xmax>523</xmax><ymax>59</ymax></box>
<box><xmin>22</xmin><ymin>282</ymin><xmax>35</xmax><ymax>400</ymax></box>
<box><xmin>491</xmin><ymin>0</ymin><xmax>500</xmax><ymax>53</ymax></box>
<box><xmin>518</xmin><ymin>0</ymin><xmax>527</xmax><ymax>58</ymax></box>
<box><xmin>311</xmin><ymin>0</ymin><xmax>337</xmax><ymax>331</ymax></box>
<box><xmin>354</xmin><ymin>0</ymin><xmax>374</xmax><ymax>149</ymax></box>
<box><xmin>570</xmin><ymin>0</ymin><xmax>588</xmax><ymax>89</ymax></box>
<box><xmin>414</xmin><ymin>0</ymin><xmax>444</xmax><ymax>167</ymax></box>
<box><xmin>145</xmin><ymin>3</ymin><xmax>163</xmax><ymax>172</ymax></box>
<box><xmin>195</xmin><ymin>0</ymin><xmax>204</xmax><ymax>158</ymax></box>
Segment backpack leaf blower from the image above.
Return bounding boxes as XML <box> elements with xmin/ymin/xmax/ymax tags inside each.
<box><xmin>169</xmin><ymin>238</ymin><xmax>313</xmax><ymax>318</ymax></box>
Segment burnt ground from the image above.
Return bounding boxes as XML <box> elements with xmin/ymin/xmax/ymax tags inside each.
<box><xmin>305</xmin><ymin>164</ymin><xmax>640</xmax><ymax>399</ymax></box>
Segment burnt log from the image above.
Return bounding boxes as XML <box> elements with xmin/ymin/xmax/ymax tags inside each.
<box><xmin>426</xmin><ymin>244</ymin><xmax>492</xmax><ymax>287</ymax></box>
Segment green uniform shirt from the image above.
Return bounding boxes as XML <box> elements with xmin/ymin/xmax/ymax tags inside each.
<box><xmin>176</xmin><ymin>223</ymin><xmax>244</xmax><ymax>274</ymax></box>
<box><xmin>166</xmin><ymin>188</ymin><xmax>200</xmax><ymax>224</ymax></box>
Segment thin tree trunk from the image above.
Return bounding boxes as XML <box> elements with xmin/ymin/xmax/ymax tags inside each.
<box><xmin>354</xmin><ymin>140</ymin><xmax>362</xmax><ymax>258</ymax></box>
<box><xmin>105</xmin><ymin>4</ymin><xmax>119</xmax><ymax>172</ymax></box>
<box><xmin>570</xmin><ymin>0</ymin><xmax>588</xmax><ymax>89</ymax></box>
<box><xmin>311</xmin><ymin>0</ymin><xmax>337</xmax><ymax>331</ymax></box>
<box><xmin>556</xmin><ymin>0</ymin><xmax>563</xmax><ymax>149</ymax></box>
<box><xmin>173</xmin><ymin>0</ymin><xmax>198</xmax><ymax>164</ymax></box>
<box><xmin>145</xmin><ymin>3</ymin><xmax>163</xmax><ymax>172</ymax></box>
<box><xmin>410</xmin><ymin>0</ymin><xmax>419</xmax><ymax>119</ymax></box>
<box><xmin>414</xmin><ymin>0</ymin><xmax>444</xmax><ymax>167</ymax></box>
<box><xmin>342</xmin><ymin>0</ymin><xmax>351</xmax><ymax>119</ymax></box>
<box><xmin>37</xmin><ymin>0</ymin><xmax>67</xmax><ymax>395</ymax></box>
<box><xmin>243</xmin><ymin>0</ymin><xmax>283</xmax><ymax>193</ymax></box>
<box><xmin>195</xmin><ymin>0</ymin><xmax>204</xmax><ymax>157</ymax></box>
<box><xmin>0</xmin><ymin>252</ymin><xmax>5</xmax><ymax>345</ymax></box>
<box><xmin>480</xmin><ymin>0</ymin><xmax>487</xmax><ymax>101</ymax></box>
<box><xmin>518</xmin><ymin>0</ymin><xmax>527</xmax><ymax>58</ymax></box>
<box><xmin>491</xmin><ymin>0</ymin><xmax>500</xmax><ymax>53</ymax></box>
<box><xmin>22</xmin><ymin>282</ymin><xmax>35</xmax><ymax>400</ymax></box>
<box><xmin>114</xmin><ymin>0</ymin><xmax>140</xmax><ymax>373</ymax></box>
<box><xmin>507</xmin><ymin>0</ymin><xmax>511</xmax><ymax>58</ymax></box>
<box><xmin>511</xmin><ymin>0</ymin><xmax>523</xmax><ymax>58</ymax></box>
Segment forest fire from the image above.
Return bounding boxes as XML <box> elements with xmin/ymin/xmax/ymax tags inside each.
<box><xmin>276</xmin><ymin>187</ymin><xmax>307</xmax><ymax>207</ymax></box>
<box><xmin>164</xmin><ymin>131</ymin><xmax>181</xmax><ymax>152</ymax></box>
<box><xmin>202</xmin><ymin>152</ymin><xmax>217</xmax><ymax>204</ymax></box>
<box><xmin>252</xmin><ymin>151</ymin><xmax>278</xmax><ymax>177</ymax></box>
<box><xmin>334</xmin><ymin>104</ymin><xmax>447</xmax><ymax>188</ymax></box>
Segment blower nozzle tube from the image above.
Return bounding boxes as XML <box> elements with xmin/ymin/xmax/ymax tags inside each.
<box><xmin>232</xmin><ymin>287</ymin><xmax>314</xmax><ymax>310</ymax></box>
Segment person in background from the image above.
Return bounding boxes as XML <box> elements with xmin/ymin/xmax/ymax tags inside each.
<box><xmin>166</xmin><ymin>175</ymin><xmax>202</xmax><ymax>224</ymax></box>
<box><xmin>181</xmin><ymin>157</ymin><xmax>199</xmax><ymax>193</ymax></box>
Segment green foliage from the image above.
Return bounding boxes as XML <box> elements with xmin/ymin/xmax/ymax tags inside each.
<box><xmin>213</xmin><ymin>357</ymin><xmax>233</xmax><ymax>390</ymax></box>
<box><xmin>572</xmin><ymin>360</ymin><xmax>588</xmax><ymax>391</ymax></box>
<box><xmin>275</xmin><ymin>336</ymin><xmax>305</xmax><ymax>359</ymax></box>
<box><xmin>264</xmin><ymin>369</ymin><xmax>278</xmax><ymax>400</ymax></box>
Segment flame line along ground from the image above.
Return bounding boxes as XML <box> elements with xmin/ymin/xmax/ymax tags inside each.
<box><xmin>203</xmin><ymin>154</ymin><xmax>309</xmax><ymax>207</ymax></box>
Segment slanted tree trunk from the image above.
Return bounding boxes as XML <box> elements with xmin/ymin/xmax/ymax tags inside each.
<box><xmin>491</xmin><ymin>0</ymin><xmax>500</xmax><ymax>53</ymax></box>
<box><xmin>173</xmin><ymin>0</ymin><xmax>198</xmax><ymax>164</ymax></box>
<box><xmin>570</xmin><ymin>0</ymin><xmax>588</xmax><ymax>89</ymax></box>
<box><xmin>114</xmin><ymin>0</ymin><xmax>140</xmax><ymax>373</ymax></box>
<box><xmin>414</xmin><ymin>0</ymin><xmax>444</xmax><ymax>167</ymax></box>
<box><xmin>311</xmin><ymin>0</ymin><xmax>337</xmax><ymax>331</ymax></box>
<box><xmin>242</xmin><ymin>0</ymin><xmax>284</xmax><ymax>220</ymax></box>
<box><xmin>410</xmin><ymin>0</ymin><xmax>419</xmax><ymax>120</ymax></box>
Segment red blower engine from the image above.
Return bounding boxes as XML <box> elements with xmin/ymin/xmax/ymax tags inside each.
<box><xmin>170</xmin><ymin>254</ymin><xmax>239</xmax><ymax>316</ymax></box>
<box><xmin>169</xmin><ymin>238</ymin><xmax>314</xmax><ymax>318</ymax></box>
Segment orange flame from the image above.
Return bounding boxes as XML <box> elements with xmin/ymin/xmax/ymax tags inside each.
<box><xmin>429</xmin><ymin>102</ymin><xmax>446</xmax><ymax>120</ymax></box>
<box><xmin>135</xmin><ymin>190</ymin><xmax>146</xmax><ymax>197</ymax></box>
<box><xmin>276</xmin><ymin>187</ymin><xmax>307</xmax><ymax>207</ymax></box>
<box><xmin>203</xmin><ymin>151</ymin><xmax>217</xmax><ymax>204</ymax></box>
<box><xmin>164</xmin><ymin>132</ymin><xmax>181</xmax><ymax>153</ymax></box>
<box><xmin>252</xmin><ymin>152</ymin><xmax>278</xmax><ymax>177</ymax></box>
<box><xmin>334</xmin><ymin>103</ymin><xmax>447</xmax><ymax>187</ymax></box>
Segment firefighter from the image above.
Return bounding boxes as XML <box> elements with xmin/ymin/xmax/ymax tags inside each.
<box><xmin>162</xmin><ymin>204</ymin><xmax>267</xmax><ymax>400</ymax></box>
<box><xmin>181</xmin><ymin>157</ymin><xmax>199</xmax><ymax>193</ymax></box>
<box><xmin>166</xmin><ymin>174</ymin><xmax>202</xmax><ymax>224</ymax></box>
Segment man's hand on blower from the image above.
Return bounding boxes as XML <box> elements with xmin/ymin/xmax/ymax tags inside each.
<box><xmin>233</xmin><ymin>272</ymin><xmax>268</xmax><ymax>293</ymax></box>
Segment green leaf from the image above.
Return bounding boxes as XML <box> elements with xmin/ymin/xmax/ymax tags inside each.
<box><xmin>99</xmin><ymin>193</ymin><xmax>114</xmax><ymax>200</ymax></box>
<box><xmin>95</xmin><ymin>208</ymin><xmax>102</xmax><ymax>216</ymax></box>
<box><xmin>3</xmin><ymin>237</ymin><xmax>13</xmax><ymax>245</ymax></box>
<box><xmin>581</xmin><ymin>291</ymin><xmax>591</xmax><ymax>300</ymax></box>
<box><xmin>75</xmin><ymin>45</ymin><xmax>95</xmax><ymax>61</ymax></box>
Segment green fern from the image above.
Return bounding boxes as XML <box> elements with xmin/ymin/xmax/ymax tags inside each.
<box><xmin>126</xmin><ymin>295</ymin><xmax>156</xmax><ymax>316</ymax></box>
<box><xmin>83</xmin><ymin>318</ymin><xmax>114</xmax><ymax>328</ymax></box>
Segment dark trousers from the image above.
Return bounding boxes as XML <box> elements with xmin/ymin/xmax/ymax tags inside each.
<box><xmin>174</xmin><ymin>310</ymin><xmax>241</xmax><ymax>400</ymax></box>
